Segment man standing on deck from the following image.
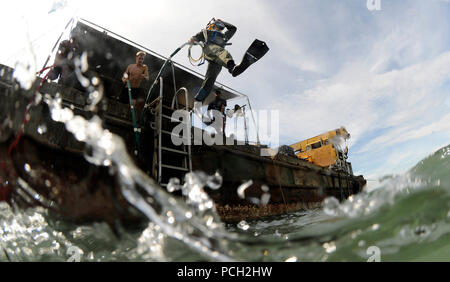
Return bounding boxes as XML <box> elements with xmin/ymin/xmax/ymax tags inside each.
<box><xmin>120</xmin><ymin>51</ymin><xmax>150</xmax><ymax>111</ymax></box>
<box><xmin>48</xmin><ymin>35</ymin><xmax>82</xmax><ymax>90</ymax></box>
<box><xmin>189</xmin><ymin>18</ymin><xmax>241</xmax><ymax>102</ymax></box>
<box><xmin>206</xmin><ymin>89</ymin><xmax>227</xmax><ymax>135</ymax></box>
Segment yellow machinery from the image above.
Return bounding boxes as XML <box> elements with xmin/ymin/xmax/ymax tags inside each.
<box><xmin>290</xmin><ymin>127</ymin><xmax>352</xmax><ymax>172</ymax></box>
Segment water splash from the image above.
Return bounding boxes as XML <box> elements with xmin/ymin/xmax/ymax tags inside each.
<box><xmin>40</xmin><ymin>79</ymin><xmax>238</xmax><ymax>260</ymax></box>
<box><xmin>0</xmin><ymin>203</ymin><xmax>78</xmax><ymax>262</ymax></box>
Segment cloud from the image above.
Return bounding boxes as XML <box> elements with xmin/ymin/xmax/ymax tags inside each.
<box><xmin>358</xmin><ymin>113</ymin><xmax>450</xmax><ymax>154</ymax></box>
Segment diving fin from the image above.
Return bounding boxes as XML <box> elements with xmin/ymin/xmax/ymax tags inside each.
<box><xmin>231</xmin><ymin>39</ymin><xmax>269</xmax><ymax>77</ymax></box>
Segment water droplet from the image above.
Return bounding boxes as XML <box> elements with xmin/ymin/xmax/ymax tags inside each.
<box><xmin>323</xmin><ymin>197</ymin><xmax>340</xmax><ymax>216</ymax></box>
<box><xmin>414</xmin><ymin>226</ymin><xmax>429</xmax><ymax>236</ymax></box>
<box><xmin>205</xmin><ymin>215</ymin><xmax>214</xmax><ymax>227</ymax></box>
<box><xmin>167</xmin><ymin>211</ymin><xmax>175</xmax><ymax>224</ymax></box>
<box><xmin>167</xmin><ymin>178</ymin><xmax>181</xmax><ymax>193</ymax></box>
<box><xmin>89</xmin><ymin>90</ymin><xmax>99</xmax><ymax>100</ymax></box>
<box><xmin>248</xmin><ymin>197</ymin><xmax>260</xmax><ymax>205</ymax></box>
<box><xmin>285</xmin><ymin>256</ymin><xmax>297</xmax><ymax>262</ymax></box>
<box><xmin>323</xmin><ymin>242</ymin><xmax>336</xmax><ymax>253</ymax></box>
<box><xmin>34</xmin><ymin>93</ymin><xmax>42</xmax><ymax>104</ymax></box>
<box><xmin>260</xmin><ymin>193</ymin><xmax>271</xmax><ymax>205</ymax></box>
<box><xmin>237</xmin><ymin>220</ymin><xmax>250</xmax><ymax>231</ymax></box>
<box><xmin>24</xmin><ymin>163</ymin><xmax>31</xmax><ymax>172</ymax></box>
<box><xmin>206</xmin><ymin>172</ymin><xmax>222</xmax><ymax>190</ymax></box>
<box><xmin>80</xmin><ymin>52</ymin><xmax>89</xmax><ymax>73</ymax></box>
<box><xmin>91</xmin><ymin>77</ymin><xmax>100</xmax><ymax>86</ymax></box>
<box><xmin>37</xmin><ymin>124</ymin><xmax>47</xmax><ymax>135</ymax></box>
<box><xmin>237</xmin><ymin>180</ymin><xmax>253</xmax><ymax>199</ymax></box>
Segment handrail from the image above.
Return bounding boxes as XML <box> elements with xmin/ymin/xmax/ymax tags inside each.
<box><xmin>158</xmin><ymin>77</ymin><xmax>163</xmax><ymax>183</ymax></box>
<box><xmin>171</xmin><ymin>87</ymin><xmax>189</xmax><ymax>110</ymax></box>
<box><xmin>171</xmin><ymin>87</ymin><xmax>192</xmax><ymax>171</ymax></box>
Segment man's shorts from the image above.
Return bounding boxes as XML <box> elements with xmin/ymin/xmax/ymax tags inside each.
<box><xmin>119</xmin><ymin>87</ymin><xmax>143</xmax><ymax>103</ymax></box>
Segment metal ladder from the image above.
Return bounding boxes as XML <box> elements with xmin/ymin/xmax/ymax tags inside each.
<box><xmin>151</xmin><ymin>76</ymin><xmax>192</xmax><ymax>187</ymax></box>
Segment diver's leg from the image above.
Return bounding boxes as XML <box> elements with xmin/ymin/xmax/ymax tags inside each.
<box><xmin>212</xmin><ymin>47</ymin><xmax>236</xmax><ymax>73</ymax></box>
<box><xmin>194</xmin><ymin>61</ymin><xmax>222</xmax><ymax>102</ymax></box>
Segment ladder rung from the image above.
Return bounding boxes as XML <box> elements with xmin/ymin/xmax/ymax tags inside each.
<box><xmin>161</xmin><ymin>129</ymin><xmax>175</xmax><ymax>135</ymax></box>
<box><xmin>146</xmin><ymin>97</ymin><xmax>161</xmax><ymax>108</ymax></box>
<box><xmin>161</xmin><ymin>129</ymin><xmax>182</xmax><ymax>136</ymax></box>
<box><xmin>160</xmin><ymin>130</ymin><xmax>191</xmax><ymax>142</ymax></box>
<box><xmin>161</xmin><ymin>114</ymin><xmax>187</xmax><ymax>122</ymax></box>
<box><xmin>160</xmin><ymin>164</ymin><xmax>189</xmax><ymax>172</ymax></box>
<box><xmin>162</xmin><ymin>104</ymin><xmax>187</xmax><ymax>111</ymax></box>
<box><xmin>161</xmin><ymin>146</ymin><xmax>188</xmax><ymax>155</ymax></box>
<box><xmin>162</xmin><ymin>105</ymin><xmax>175</xmax><ymax>110</ymax></box>
<box><xmin>161</xmin><ymin>114</ymin><xmax>179</xmax><ymax>121</ymax></box>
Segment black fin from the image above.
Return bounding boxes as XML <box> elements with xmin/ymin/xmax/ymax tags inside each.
<box><xmin>232</xmin><ymin>39</ymin><xmax>269</xmax><ymax>77</ymax></box>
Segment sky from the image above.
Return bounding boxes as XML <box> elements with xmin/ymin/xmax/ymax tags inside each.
<box><xmin>1</xmin><ymin>0</ymin><xmax>449</xmax><ymax>181</ymax></box>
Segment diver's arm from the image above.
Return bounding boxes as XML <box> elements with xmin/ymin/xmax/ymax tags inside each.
<box><xmin>221</xmin><ymin>20</ymin><xmax>237</xmax><ymax>41</ymax></box>
<box><xmin>190</xmin><ymin>31</ymin><xmax>205</xmax><ymax>44</ymax></box>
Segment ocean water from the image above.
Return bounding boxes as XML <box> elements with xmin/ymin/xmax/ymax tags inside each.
<box><xmin>0</xmin><ymin>81</ymin><xmax>449</xmax><ymax>262</ymax></box>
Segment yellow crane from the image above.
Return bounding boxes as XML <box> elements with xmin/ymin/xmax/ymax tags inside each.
<box><xmin>290</xmin><ymin>127</ymin><xmax>352</xmax><ymax>173</ymax></box>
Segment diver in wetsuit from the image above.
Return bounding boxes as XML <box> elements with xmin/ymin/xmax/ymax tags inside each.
<box><xmin>189</xmin><ymin>19</ymin><xmax>240</xmax><ymax>102</ymax></box>
<box><xmin>189</xmin><ymin>18</ymin><xmax>269</xmax><ymax>103</ymax></box>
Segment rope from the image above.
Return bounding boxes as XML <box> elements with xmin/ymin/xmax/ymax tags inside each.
<box><xmin>8</xmin><ymin>68</ymin><xmax>53</xmax><ymax>156</ymax></box>
<box><xmin>274</xmin><ymin>162</ymin><xmax>288</xmax><ymax>212</ymax></box>
<box><xmin>36</xmin><ymin>64</ymin><xmax>55</xmax><ymax>75</ymax></box>
<box><xmin>188</xmin><ymin>44</ymin><xmax>205</xmax><ymax>67</ymax></box>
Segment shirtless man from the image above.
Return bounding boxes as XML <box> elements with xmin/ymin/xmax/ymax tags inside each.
<box><xmin>121</xmin><ymin>51</ymin><xmax>149</xmax><ymax>107</ymax></box>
